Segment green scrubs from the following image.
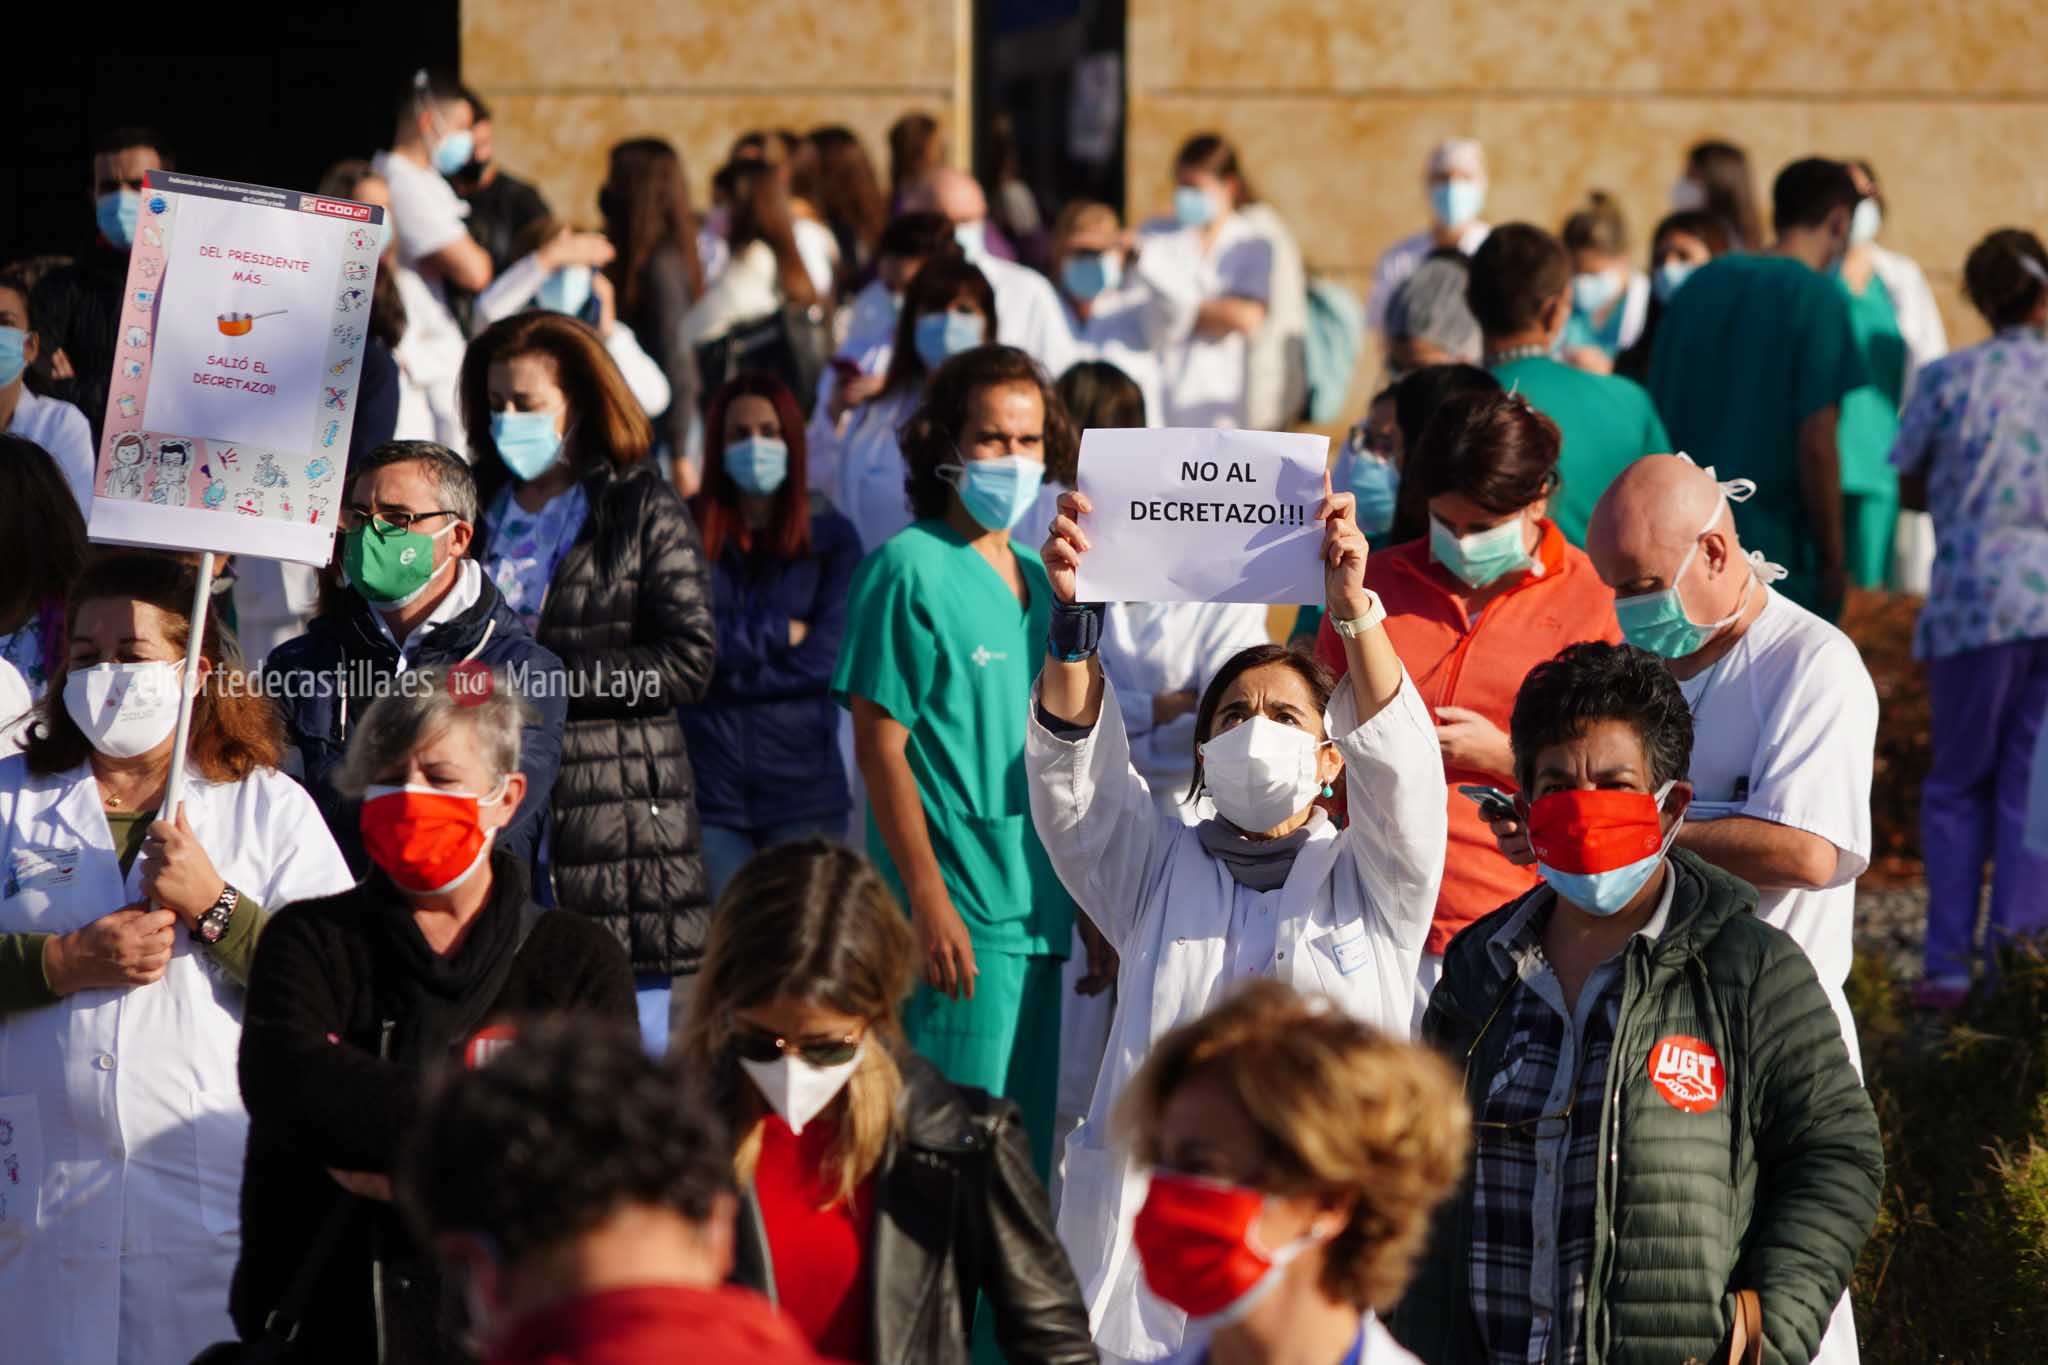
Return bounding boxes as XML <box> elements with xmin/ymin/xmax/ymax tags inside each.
<box><xmin>1839</xmin><ymin>271</ymin><xmax>1908</xmax><ymax>588</ymax></box>
<box><xmin>1490</xmin><ymin>355</ymin><xmax>1671</xmax><ymax>547</ymax></box>
<box><xmin>831</xmin><ymin>519</ymin><xmax>1072</xmax><ymax>1177</ymax></box>
<box><xmin>1647</xmin><ymin>254</ymin><xmax>1869</xmax><ymax>616</ymax></box>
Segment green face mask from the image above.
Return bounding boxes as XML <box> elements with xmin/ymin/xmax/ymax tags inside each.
<box><xmin>342</xmin><ymin>520</ymin><xmax>451</xmax><ymax>607</ymax></box>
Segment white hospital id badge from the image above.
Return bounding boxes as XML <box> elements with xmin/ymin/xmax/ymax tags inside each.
<box><xmin>5</xmin><ymin>847</ymin><xmax>80</xmax><ymax>899</ymax></box>
<box><xmin>1330</xmin><ymin>924</ymin><xmax>1370</xmax><ymax>976</ymax></box>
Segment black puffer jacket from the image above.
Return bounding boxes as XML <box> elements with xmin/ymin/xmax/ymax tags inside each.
<box><xmin>475</xmin><ymin>459</ymin><xmax>717</xmax><ymax>974</ymax></box>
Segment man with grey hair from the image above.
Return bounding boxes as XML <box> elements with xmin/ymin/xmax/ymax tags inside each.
<box><xmin>265</xmin><ymin>440</ymin><xmax>568</xmax><ymax>878</ymax></box>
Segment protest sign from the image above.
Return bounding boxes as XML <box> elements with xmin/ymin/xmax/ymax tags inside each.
<box><xmin>1073</xmin><ymin>427</ymin><xmax>1331</xmax><ymax>604</ymax></box>
<box><xmin>87</xmin><ymin>170</ymin><xmax>382</xmax><ymax>567</ymax></box>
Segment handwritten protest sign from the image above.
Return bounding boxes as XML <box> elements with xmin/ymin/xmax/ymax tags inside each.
<box><xmin>87</xmin><ymin>170</ymin><xmax>382</xmax><ymax>566</ymax></box>
<box><xmin>1073</xmin><ymin>427</ymin><xmax>1330</xmax><ymax>604</ymax></box>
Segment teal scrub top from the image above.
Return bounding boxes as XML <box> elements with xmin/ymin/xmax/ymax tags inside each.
<box><xmin>831</xmin><ymin>519</ymin><xmax>1074</xmax><ymax>956</ymax></box>
<box><xmin>1490</xmin><ymin>355</ymin><xmax>1671</xmax><ymax>547</ymax></box>
<box><xmin>1838</xmin><ymin>271</ymin><xmax>1907</xmax><ymax>495</ymax></box>
<box><xmin>1646</xmin><ymin>254</ymin><xmax>1868</xmax><ymax>609</ymax></box>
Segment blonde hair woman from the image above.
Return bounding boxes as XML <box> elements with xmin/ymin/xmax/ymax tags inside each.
<box><xmin>1120</xmin><ymin>980</ymin><xmax>1469</xmax><ymax>1365</ymax></box>
<box><xmin>681</xmin><ymin>839</ymin><xmax>1093</xmax><ymax>1365</ymax></box>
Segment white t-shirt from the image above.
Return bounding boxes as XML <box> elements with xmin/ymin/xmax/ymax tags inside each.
<box><xmin>372</xmin><ymin>150</ymin><xmax>472</xmax><ymax>281</ymax></box>
<box><xmin>1678</xmin><ymin>589</ymin><xmax>1876</xmax><ymax>1069</ymax></box>
<box><xmin>7</xmin><ymin>387</ymin><xmax>96</xmax><ymax>512</ymax></box>
<box><xmin>1137</xmin><ymin>214</ymin><xmax>1274</xmax><ymax>429</ymax></box>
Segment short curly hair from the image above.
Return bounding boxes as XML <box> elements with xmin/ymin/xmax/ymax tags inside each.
<box><xmin>899</xmin><ymin>344</ymin><xmax>1078</xmax><ymax>522</ymax></box>
<box><xmin>400</xmin><ymin>1018</ymin><xmax>731</xmax><ymax>1265</ymax></box>
<box><xmin>1118</xmin><ymin>980</ymin><xmax>1469</xmax><ymax>1314</ymax></box>
<box><xmin>1509</xmin><ymin>641</ymin><xmax>1694</xmax><ymax>795</ymax></box>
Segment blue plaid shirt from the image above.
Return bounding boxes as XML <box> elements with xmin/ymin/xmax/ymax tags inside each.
<box><xmin>1466</xmin><ymin>874</ymin><xmax>1673</xmax><ymax>1365</ymax></box>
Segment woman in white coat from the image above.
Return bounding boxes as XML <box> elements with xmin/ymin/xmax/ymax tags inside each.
<box><xmin>1029</xmin><ymin>478</ymin><xmax>1446</xmax><ymax>1364</ymax></box>
<box><xmin>0</xmin><ymin>553</ymin><xmax>352</xmax><ymax>1365</ymax></box>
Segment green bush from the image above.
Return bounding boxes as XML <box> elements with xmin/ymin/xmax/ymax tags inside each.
<box><xmin>1850</xmin><ymin>945</ymin><xmax>2048</xmax><ymax>1361</ymax></box>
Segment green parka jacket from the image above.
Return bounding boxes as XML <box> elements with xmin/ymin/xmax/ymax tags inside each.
<box><xmin>1391</xmin><ymin>850</ymin><xmax>1882</xmax><ymax>1365</ymax></box>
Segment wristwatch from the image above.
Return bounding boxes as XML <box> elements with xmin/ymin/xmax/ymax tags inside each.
<box><xmin>195</xmin><ymin>884</ymin><xmax>240</xmax><ymax>946</ymax></box>
<box><xmin>1330</xmin><ymin>591</ymin><xmax>1388</xmax><ymax>638</ymax></box>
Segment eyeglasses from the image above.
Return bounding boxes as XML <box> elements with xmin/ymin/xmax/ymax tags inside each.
<box><xmin>730</xmin><ymin>1023</ymin><xmax>863</xmax><ymax>1067</ymax></box>
<box><xmin>341</xmin><ymin>506</ymin><xmax>460</xmax><ymax>534</ymax></box>
<box><xmin>1346</xmin><ymin>423</ymin><xmax>1397</xmax><ymax>458</ymax></box>
<box><xmin>1462</xmin><ymin>978</ymin><xmax>1583</xmax><ymax>1142</ymax></box>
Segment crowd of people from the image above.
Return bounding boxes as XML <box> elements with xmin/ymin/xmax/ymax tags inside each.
<box><xmin>0</xmin><ymin>66</ymin><xmax>2043</xmax><ymax>1365</ymax></box>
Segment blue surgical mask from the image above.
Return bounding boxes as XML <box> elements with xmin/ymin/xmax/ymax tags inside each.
<box><xmin>491</xmin><ymin>410</ymin><xmax>564</xmax><ymax>481</ymax></box>
<box><xmin>0</xmin><ymin>327</ymin><xmax>28</xmax><ymax>389</ymax></box>
<box><xmin>1062</xmin><ymin>253</ymin><xmax>1122</xmax><ymax>301</ymax></box>
<box><xmin>1173</xmin><ymin>186</ymin><xmax>1218</xmax><ymax>229</ymax></box>
<box><xmin>723</xmin><ymin>436</ymin><xmax>789</xmax><ymax>495</ymax></box>
<box><xmin>1652</xmin><ymin>262</ymin><xmax>1696</xmax><ymax>305</ymax></box>
<box><xmin>1535</xmin><ymin>781</ymin><xmax>1683</xmax><ymax>916</ymax></box>
<box><xmin>1573</xmin><ymin>270</ymin><xmax>1624</xmax><ymax>316</ymax></box>
<box><xmin>1612</xmin><ymin>489</ymin><xmax>1762</xmax><ymax>658</ymax></box>
<box><xmin>431</xmin><ymin>128</ymin><xmax>476</xmax><ymax>178</ymax></box>
<box><xmin>914</xmin><ymin>310</ymin><xmax>986</xmax><ymax>370</ymax></box>
<box><xmin>96</xmin><ymin>190</ymin><xmax>140</xmax><ymax>250</ymax></box>
<box><xmin>1430</xmin><ymin>513</ymin><xmax>1530</xmax><ymax>589</ymax></box>
<box><xmin>1429</xmin><ymin>179</ymin><xmax>1485</xmax><ymax>230</ymax></box>
<box><xmin>953</xmin><ymin>220</ymin><xmax>987</xmax><ymax>259</ymax></box>
<box><xmin>940</xmin><ymin>454</ymin><xmax>1045</xmax><ymax>533</ymax></box>
<box><xmin>536</xmin><ymin>265</ymin><xmax>594</xmax><ymax>317</ymax></box>
<box><xmin>1345</xmin><ymin>453</ymin><xmax>1400</xmax><ymax>537</ymax></box>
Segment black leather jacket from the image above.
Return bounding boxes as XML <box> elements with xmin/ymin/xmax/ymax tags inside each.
<box><xmin>732</xmin><ymin>1054</ymin><xmax>1096</xmax><ymax>1365</ymax></box>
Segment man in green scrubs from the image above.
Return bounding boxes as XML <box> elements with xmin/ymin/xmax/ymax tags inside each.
<box><xmin>1465</xmin><ymin>223</ymin><xmax>1670</xmax><ymax>545</ymax></box>
<box><xmin>832</xmin><ymin>345</ymin><xmax>1075</xmax><ymax>1183</ymax></box>
<box><xmin>1649</xmin><ymin>157</ymin><xmax>1869</xmax><ymax>619</ymax></box>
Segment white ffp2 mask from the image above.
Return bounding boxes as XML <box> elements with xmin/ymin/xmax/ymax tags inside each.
<box><xmin>1199</xmin><ymin>717</ymin><xmax>1329</xmax><ymax>832</ymax></box>
<box><xmin>63</xmin><ymin>660</ymin><xmax>184</xmax><ymax>759</ymax></box>
<box><xmin>740</xmin><ymin>1043</ymin><xmax>865</xmax><ymax>1134</ymax></box>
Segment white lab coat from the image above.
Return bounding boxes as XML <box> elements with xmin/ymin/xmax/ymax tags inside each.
<box><xmin>810</xmin><ymin>388</ymin><xmax>920</xmax><ymax>555</ymax></box>
<box><xmin>1064</xmin><ymin>290</ymin><xmax>1169</xmax><ymax>429</ymax></box>
<box><xmin>0</xmin><ymin>756</ymin><xmax>353</xmax><ymax>1365</ymax></box>
<box><xmin>1028</xmin><ymin>674</ymin><xmax>1445</xmax><ymax>1362</ymax></box>
<box><xmin>1101</xmin><ymin>602</ymin><xmax>1273</xmax><ymax>820</ymax></box>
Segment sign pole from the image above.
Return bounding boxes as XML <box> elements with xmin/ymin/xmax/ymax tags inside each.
<box><xmin>161</xmin><ymin>551</ymin><xmax>215</xmax><ymax>821</ymax></box>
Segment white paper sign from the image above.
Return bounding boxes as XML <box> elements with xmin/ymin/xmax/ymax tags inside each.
<box><xmin>1073</xmin><ymin>427</ymin><xmax>1330</xmax><ymax>604</ymax></box>
<box><xmin>87</xmin><ymin>170</ymin><xmax>380</xmax><ymax>567</ymax></box>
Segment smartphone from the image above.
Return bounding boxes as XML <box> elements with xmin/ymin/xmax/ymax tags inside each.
<box><xmin>1456</xmin><ymin>784</ymin><xmax>1518</xmax><ymax>822</ymax></box>
<box><xmin>828</xmin><ymin>356</ymin><xmax>863</xmax><ymax>380</ymax></box>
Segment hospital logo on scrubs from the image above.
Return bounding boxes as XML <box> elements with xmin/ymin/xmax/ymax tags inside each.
<box><xmin>1647</xmin><ymin>1034</ymin><xmax>1723</xmax><ymax>1113</ymax></box>
<box><xmin>464</xmin><ymin>1023</ymin><xmax>518</xmax><ymax>1069</ymax></box>
<box><xmin>970</xmin><ymin>645</ymin><xmax>1009</xmax><ymax>668</ymax></box>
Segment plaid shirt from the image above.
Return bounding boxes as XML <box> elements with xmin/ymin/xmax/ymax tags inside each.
<box><xmin>1466</xmin><ymin>877</ymin><xmax>1673</xmax><ymax>1365</ymax></box>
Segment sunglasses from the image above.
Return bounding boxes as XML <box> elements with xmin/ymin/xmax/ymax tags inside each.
<box><xmin>730</xmin><ymin>1022</ymin><xmax>862</xmax><ymax>1067</ymax></box>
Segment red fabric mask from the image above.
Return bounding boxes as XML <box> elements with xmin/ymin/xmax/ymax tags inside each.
<box><xmin>1525</xmin><ymin>787</ymin><xmax>1670</xmax><ymax>875</ymax></box>
<box><xmin>359</xmin><ymin>784</ymin><xmax>500</xmax><ymax>894</ymax></box>
<box><xmin>1133</xmin><ymin>1170</ymin><xmax>1304</xmax><ymax>1325</ymax></box>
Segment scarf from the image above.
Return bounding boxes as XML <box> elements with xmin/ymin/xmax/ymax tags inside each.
<box><xmin>1196</xmin><ymin>809</ymin><xmax>1329</xmax><ymax>892</ymax></box>
<box><xmin>370</xmin><ymin>849</ymin><xmax>531</xmax><ymax>1066</ymax></box>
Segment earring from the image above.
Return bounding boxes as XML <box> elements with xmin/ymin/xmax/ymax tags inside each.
<box><xmin>1321</xmin><ymin>783</ymin><xmax>1335</xmax><ymax>799</ymax></box>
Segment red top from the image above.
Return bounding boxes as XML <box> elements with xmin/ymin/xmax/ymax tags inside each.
<box><xmin>755</xmin><ymin>1115</ymin><xmax>877</xmax><ymax>1363</ymax></box>
<box><xmin>491</xmin><ymin>1284</ymin><xmax>819</xmax><ymax>1365</ymax></box>
<box><xmin>1316</xmin><ymin>521</ymin><xmax>1623</xmax><ymax>952</ymax></box>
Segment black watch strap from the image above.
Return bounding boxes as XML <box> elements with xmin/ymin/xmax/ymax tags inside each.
<box><xmin>1050</xmin><ymin>601</ymin><xmax>1106</xmax><ymax>663</ymax></box>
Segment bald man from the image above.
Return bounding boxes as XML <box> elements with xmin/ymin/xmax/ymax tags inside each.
<box><xmin>902</xmin><ymin>169</ymin><xmax>1079</xmax><ymax>379</ymax></box>
<box><xmin>1515</xmin><ymin>454</ymin><xmax>1874</xmax><ymax>1365</ymax></box>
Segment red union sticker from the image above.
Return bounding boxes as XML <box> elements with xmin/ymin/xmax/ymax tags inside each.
<box><xmin>465</xmin><ymin>1024</ymin><xmax>518</xmax><ymax>1070</ymax></box>
<box><xmin>307</xmin><ymin>197</ymin><xmax>372</xmax><ymax>221</ymax></box>
<box><xmin>1647</xmin><ymin>1034</ymin><xmax>1723</xmax><ymax>1112</ymax></box>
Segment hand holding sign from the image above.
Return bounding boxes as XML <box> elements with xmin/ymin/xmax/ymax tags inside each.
<box><xmin>1041</xmin><ymin>488</ymin><xmax>1093</xmax><ymax>605</ymax></box>
<box><xmin>1316</xmin><ymin>469</ymin><xmax>1372</xmax><ymax>621</ymax></box>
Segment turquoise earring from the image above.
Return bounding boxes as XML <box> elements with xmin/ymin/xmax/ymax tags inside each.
<box><xmin>1321</xmin><ymin>783</ymin><xmax>1335</xmax><ymax>798</ymax></box>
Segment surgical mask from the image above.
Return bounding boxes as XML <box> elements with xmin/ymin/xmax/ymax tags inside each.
<box><xmin>938</xmin><ymin>454</ymin><xmax>1045</xmax><ymax>533</ymax></box>
<box><xmin>1430</xmin><ymin>513</ymin><xmax>1531</xmax><ymax>589</ymax></box>
<box><xmin>1173</xmin><ymin>186</ymin><xmax>1218</xmax><ymax>229</ymax></box>
<box><xmin>1062</xmin><ymin>252</ymin><xmax>1122</xmax><ymax>301</ymax></box>
<box><xmin>96</xmin><ymin>189</ymin><xmax>141</xmax><ymax>250</ymax></box>
<box><xmin>431</xmin><ymin>128</ymin><xmax>476</xmax><ymax>178</ymax></box>
<box><xmin>1850</xmin><ymin>197</ymin><xmax>1882</xmax><ymax>247</ymax></box>
<box><xmin>1133</xmin><ymin>1170</ymin><xmax>1329</xmax><ymax>1328</ymax></box>
<box><xmin>1527</xmin><ymin>782</ymin><xmax>1683</xmax><ymax>916</ymax></box>
<box><xmin>1573</xmin><ymin>270</ymin><xmax>1623</xmax><ymax>316</ymax></box>
<box><xmin>1613</xmin><ymin>480</ymin><xmax>1785</xmax><ymax>658</ymax></box>
<box><xmin>343</xmin><ymin>518</ymin><xmax>455</xmax><ymax>608</ymax></box>
<box><xmin>724</xmin><ymin>435</ymin><xmax>789</xmax><ymax>495</ymax></box>
<box><xmin>1653</xmin><ymin>262</ymin><xmax>1696</xmax><ymax>305</ymax></box>
<box><xmin>1429</xmin><ymin>179</ymin><xmax>1485</xmax><ymax>229</ymax></box>
<box><xmin>535</xmin><ymin>264</ymin><xmax>593</xmax><ymax>317</ymax></box>
<box><xmin>491</xmin><ymin>410</ymin><xmax>565</xmax><ymax>481</ymax></box>
<box><xmin>953</xmin><ymin>220</ymin><xmax>987</xmax><ymax>259</ymax></box>
<box><xmin>914</xmin><ymin>310</ymin><xmax>986</xmax><ymax>369</ymax></box>
<box><xmin>1199</xmin><ymin>716</ymin><xmax>1329</xmax><ymax>833</ymax></box>
<box><xmin>63</xmin><ymin>660</ymin><xmax>183</xmax><ymax>759</ymax></box>
<box><xmin>359</xmin><ymin>782</ymin><xmax>506</xmax><ymax>896</ymax></box>
<box><xmin>0</xmin><ymin>326</ymin><xmax>28</xmax><ymax>389</ymax></box>
<box><xmin>1345</xmin><ymin>452</ymin><xmax>1399</xmax><ymax>536</ymax></box>
<box><xmin>739</xmin><ymin>1042</ymin><xmax>865</xmax><ymax>1135</ymax></box>
<box><xmin>1669</xmin><ymin>176</ymin><xmax>1708</xmax><ymax>213</ymax></box>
